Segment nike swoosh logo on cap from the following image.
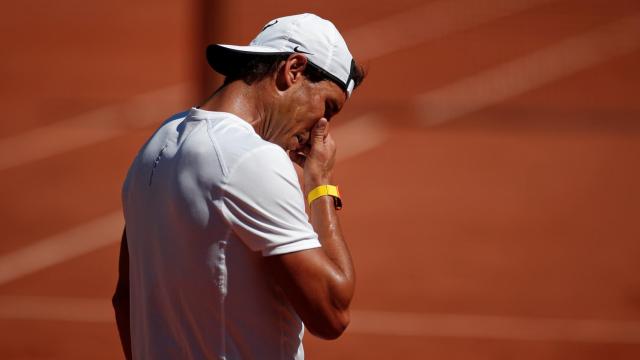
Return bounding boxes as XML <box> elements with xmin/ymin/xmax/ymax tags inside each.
<box><xmin>293</xmin><ymin>46</ymin><xmax>313</xmax><ymax>55</ymax></box>
<box><xmin>261</xmin><ymin>19</ymin><xmax>278</xmax><ymax>31</ymax></box>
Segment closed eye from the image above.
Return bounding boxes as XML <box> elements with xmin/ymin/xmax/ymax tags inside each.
<box><xmin>324</xmin><ymin>100</ymin><xmax>337</xmax><ymax>120</ymax></box>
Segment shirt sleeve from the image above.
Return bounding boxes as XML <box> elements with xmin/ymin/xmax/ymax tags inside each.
<box><xmin>220</xmin><ymin>144</ymin><xmax>321</xmax><ymax>256</ymax></box>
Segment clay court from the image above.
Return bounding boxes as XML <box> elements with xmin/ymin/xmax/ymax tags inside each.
<box><xmin>1</xmin><ymin>0</ymin><xmax>640</xmax><ymax>358</ymax></box>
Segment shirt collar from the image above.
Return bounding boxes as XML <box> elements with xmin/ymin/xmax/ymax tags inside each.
<box><xmin>187</xmin><ymin>107</ymin><xmax>256</xmax><ymax>133</ymax></box>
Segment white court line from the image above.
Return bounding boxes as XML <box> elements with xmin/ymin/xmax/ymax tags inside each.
<box><xmin>0</xmin><ymin>83</ymin><xmax>191</xmax><ymax>172</ymax></box>
<box><xmin>0</xmin><ymin>212</ymin><xmax>124</xmax><ymax>285</ymax></box>
<box><xmin>417</xmin><ymin>13</ymin><xmax>640</xmax><ymax>126</ymax></box>
<box><xmin>346</xmin><ymin>0</ymin><xmax>556</xmax><ymax>61</ymax></box>
<box><xmin>2</xmin><ymin>295</ymin><xmax>640</xmax><ymax>345</ymax></box>
<box><xmin>350</xmin><ymin>310</ymin><xmax>640</xmax><ymax>344</ymax></box>
<box><xmin>0</xmin><ymin>120</ymin><xmax>387</xmax><ymax>287</ymax></box>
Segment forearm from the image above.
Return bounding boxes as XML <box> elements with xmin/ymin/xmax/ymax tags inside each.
<box><xmin>295</xmin><ymin>119</ymin><xmax>355</xmax><ymax>328</ymax></box>
<box><xmin>308</xmin><ymin>192</ymin><xmax>355</xmax><ymax>307</ymax></box>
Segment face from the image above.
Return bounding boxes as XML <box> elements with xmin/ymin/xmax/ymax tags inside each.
<box><xmin>268</xmin><ymin>77</ymin><xmax>347</xmax><ymax>153</ymax></box>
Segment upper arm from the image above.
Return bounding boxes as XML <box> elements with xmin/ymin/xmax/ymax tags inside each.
<box><xmin>221</xmin><ymin>146</ymin><xmax>321</xmax><ymax>255</ymax></box>
<box><xmin>264</xmin><ymin>248</ymin><xmax>352</xmax><ymax>339</ymax></box>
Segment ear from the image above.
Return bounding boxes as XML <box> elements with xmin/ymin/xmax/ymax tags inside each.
<box><xmin>275</xmin><ymin>53</ymin><xmax>308</xmax><ymax>91</ymax></box>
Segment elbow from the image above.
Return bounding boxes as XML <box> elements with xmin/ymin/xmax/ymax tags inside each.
<box><xmin>307</xmin><ymin>308</ymin><xmax>351</xmax><ymax>340</ymax></box>
<box><xmin>322</xmin><ymin>312</ymin><xmax>350</xmax><ymax>340</ymax></box>
<box><xmin>307</xmin><ymin>275</ymin><xmax>354</xmax><ymax>340</ymax></box>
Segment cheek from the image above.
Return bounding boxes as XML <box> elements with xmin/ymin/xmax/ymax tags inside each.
<box><xmin>305</xmin><ymin>94</ymin><xmax>325</xmax><ymax>119</ymax></box>
<box><xmin>287</xmin><ymin>90</ymin><xmax>324</xmax><ymax>132</ymax></box>
<box><xmin>303</xmin><ymin>104</ymin><xmax>324</xmax><ymax>128</ymax></box>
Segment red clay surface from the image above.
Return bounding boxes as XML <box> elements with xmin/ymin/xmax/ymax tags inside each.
<box><xmin>1</xmin><ymin>0</ymin><xmax>640</xmax><ymax>358</ymax></box>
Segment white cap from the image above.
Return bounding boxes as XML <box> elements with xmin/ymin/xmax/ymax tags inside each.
<box><xmin>207</xmin><ymin>13</ymin><xmax>357</xmax><ymax>97</ymax></box>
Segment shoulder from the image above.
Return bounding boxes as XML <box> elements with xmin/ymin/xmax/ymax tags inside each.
<box><xmin>237</xmin><ymin>142</ymin><xmax>290</xmax><ymax>169</ymax></box>
<box><xmin>227</xmin><ymin>142</ymin><xmax>295</xmax><ymax>186</ymax></box>
<box><xmin>201</xmin><ymin>112</ymin><xmax>287</xmax><ymax>170</ymax></box>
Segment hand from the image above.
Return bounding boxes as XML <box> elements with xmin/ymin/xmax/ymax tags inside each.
<box><xmin>289</xmin><ymin>118</ymin><xmax>336</xmax><ymax>192</ymax></box>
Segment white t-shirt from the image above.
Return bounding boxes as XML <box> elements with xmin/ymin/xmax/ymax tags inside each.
<box><xmin>122</xmin><ymin>108</ymin><xmax>321</xmax><ymax>359</ymax></box>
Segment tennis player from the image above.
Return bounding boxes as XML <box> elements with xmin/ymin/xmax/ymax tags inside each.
<box><xmin>113</xmin><ymin>13</ymin><xmax>365</xmax><ymax>359</ymax></box>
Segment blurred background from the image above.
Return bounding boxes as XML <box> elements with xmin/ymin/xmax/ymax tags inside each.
<box><xmin>1</xmin><ymin>0</ymin><xmax>639</xmax><ymax>358</ymax></box>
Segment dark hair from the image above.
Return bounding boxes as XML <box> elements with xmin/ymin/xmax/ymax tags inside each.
<box><xmin>221</xmin><ymin>54</ymin><xmax>366</xmax><ymax>92</ymax></box>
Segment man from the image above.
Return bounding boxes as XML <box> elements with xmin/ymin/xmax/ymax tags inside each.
<box><xmin>112</xmin><ymin>13</ymin><xmax>365</xmax><ymax>359</ymax></box>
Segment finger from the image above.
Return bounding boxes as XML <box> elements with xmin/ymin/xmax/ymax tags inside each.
<box><xmin>323</xmin><ymin>121</ymin><xmax>330</xmax><ymax>140</ymax></box>
<box><xmin>311</xmin><ymin>118</ymin><xmax>329</xmax><ymax>145</ymax></box>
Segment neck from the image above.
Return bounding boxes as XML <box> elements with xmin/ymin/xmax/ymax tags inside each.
<box><xmin>198</xmin><ymin>80</ymin><xmax>270</xmax><ymax>133</ymax></box>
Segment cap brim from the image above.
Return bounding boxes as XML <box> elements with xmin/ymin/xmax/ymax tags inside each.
<box><xmin>206</xmin><ymin>44</ymin><xmax>291</xmax><ymax>76</ymax></box>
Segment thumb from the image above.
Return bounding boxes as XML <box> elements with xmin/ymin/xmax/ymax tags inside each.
<box><xmin>311</xmin><ymin>118</ymin><xmax>329</xmax><ymax>144</ymax></box>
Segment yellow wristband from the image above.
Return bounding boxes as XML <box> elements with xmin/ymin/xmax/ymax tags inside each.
<box><xmin>307</xmin><ymin>185</ymin><xmax>342</xmax><ymax>210</ymax></box>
